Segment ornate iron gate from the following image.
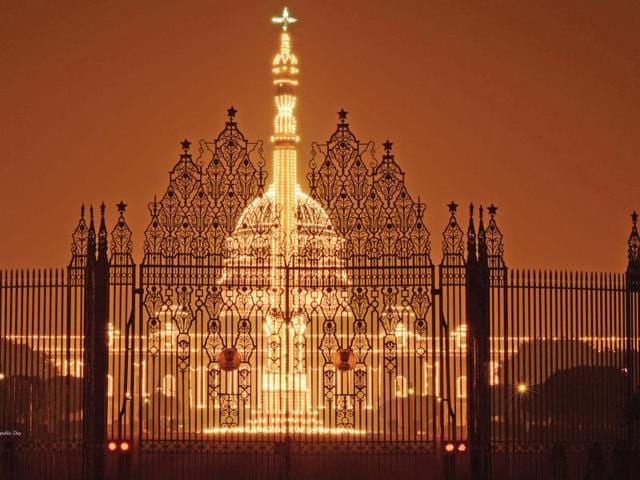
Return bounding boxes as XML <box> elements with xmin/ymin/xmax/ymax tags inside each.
<box><xmin>81</xmin><ymin>112</ymin><xmax>456</xmax><ymax>478</ymax></box>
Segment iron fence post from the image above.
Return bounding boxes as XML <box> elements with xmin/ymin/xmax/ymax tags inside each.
<box><xmin>94</xmin><ymin>205</ymin><xmax>110</xmax><ymax>479</ymax></box>
<box><xmin>476</xmin><ymin>208</ymin><xmax>491</xmax><ymax>480</ymax></box>
<box><xmin>625</xmin><ymin>211</ymin><xmax>640</xmax><ymax>445</ymax></box>
<box><xmin>466</xmin><ymin>205</ymin><xmax>491</xmax><ymax>480</ymax></box>
<box><xmin>82</xmin><ymin>206</ymin><xmax>97</xmax><ymax>480</ymax></box>
<box><xmin>81</xmin><ymin>205</ymin><xmax>109</xmax><ymax>480</ymax></box>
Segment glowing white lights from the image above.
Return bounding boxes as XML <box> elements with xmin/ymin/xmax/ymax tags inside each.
<box><xmin>271</xmin><ymin>7</ymin><xmax>297</xmax><ymax>31</ymax></box>
<box><xmin>517</xmin><ymin>382</ymin><xmax>528</xmax><ymax>395</ymax></box>
<box><xmin>271</xmin><ymin>12</ymin><xmax>300</xmax><ymax>251</ymax></box>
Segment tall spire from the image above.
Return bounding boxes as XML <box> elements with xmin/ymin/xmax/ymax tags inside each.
<box><xmin>270</xmin><ymin>6</ymin><xmax>300</xmax><ymax>251</ymax></box>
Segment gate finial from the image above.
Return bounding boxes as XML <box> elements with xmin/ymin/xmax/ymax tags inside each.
<box><xmin>442</xmin><ymin>201</ymin><xmax>464</xmax><ymax>261</ymax></box>
<box><xmin>87</xmin><ymin>205</ymin><xmax>96</xmax><ymax>260</ymax></box>
<box><xmin>98</xmin><ymin>203</ymin><xmax>108</xmax><ymax>262</ymax></box>
<box><xmin>337</xmin><ymin>108</ymin><xmax>348</xmax><ymax>125</ymax></box>
<box><xmin>466</xmin><ymin>203</ymin><xmax>477</xmax><ymax>263</ymax></box>
<box><xmin>628</xmin><ymin>210</ymin><xmax>640</xmax><ymax>267</ymax></box>
<box><xmin>111</xmin><ymin>201</ymin><xmax>133</xmax><ymax>257</ymax></box>
<box><xmin>486</xmin><ymin>203</ymin><xmax>505</xmax><ymax>267</ymax></box>
<box><xmin>477</xmin><ymin>205</ymin><xmax>487</xmax><ymax>263</ymax></box>
<box><xmin>71</xmin><ymin>203</ymin><xmax>89</xmax><ymax>261</ymax></box>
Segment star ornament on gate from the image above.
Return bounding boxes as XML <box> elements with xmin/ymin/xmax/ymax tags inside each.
<box><xmin>272</xmin><ymin>7</ymin><xmax>298</xmax><ymax>31</ymax></box>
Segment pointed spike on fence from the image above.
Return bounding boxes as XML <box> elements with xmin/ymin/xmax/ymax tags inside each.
<box><xmin>98</xmin><ymin>202</ymin><xmax>108</xmax><ymax>258</ymax></box>
<box><xmin>87</xmin><ymin>204</ymin><xmax>97</xmax><ymax>259</ymax></box>
<box><xmin>466</xmin><ymin>202</ymin><xmax>477</xmax><ymax>262</ymax></box>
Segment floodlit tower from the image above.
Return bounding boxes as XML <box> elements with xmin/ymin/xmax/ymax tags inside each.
<box><xmin>271</xmin><ymin>6</ymin><xmax>299</xmax><ymax>253</ymax></box>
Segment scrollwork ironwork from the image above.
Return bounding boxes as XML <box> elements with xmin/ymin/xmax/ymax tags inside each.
<box><xmin>308</xmin><ymin>113</ymin><xmax>431</xmax><ymax>262</ymax></box>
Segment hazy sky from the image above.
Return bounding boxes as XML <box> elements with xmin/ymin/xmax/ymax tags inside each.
<box><xmin>0</xmin><ymin>0</ymin><xmax>638</xmax><ymax>270</ymax></box>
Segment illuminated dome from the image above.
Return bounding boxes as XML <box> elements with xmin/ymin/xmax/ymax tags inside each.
<box><xmin>224</xmin><ymin>186</ymin><xmax>345</xmax><ymax>278</ymax></box>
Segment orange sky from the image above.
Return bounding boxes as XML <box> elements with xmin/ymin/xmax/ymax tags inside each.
<box><xmin>0</xmin><ymin>0</ymin><xmax>638</xmax><ymax>271</ymax></box>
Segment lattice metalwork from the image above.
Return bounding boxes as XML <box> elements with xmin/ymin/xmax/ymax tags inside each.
<box><xmin>128</xmin><ymin>110</ymin><xmax>440</xmax><ymax>447</ymax></box>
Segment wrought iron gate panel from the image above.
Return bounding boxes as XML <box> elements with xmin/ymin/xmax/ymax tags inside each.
<box><xmin>107</xmin><ymin>203</ymin><xmax>136</xmax><ymax>443</ymax></box>
<box><xmin>438</xmin><ymin>203</ymin><xmax>469</xmax><ymax>441</ymax></box>
<box><xmin>126</xmin><ymin>113</ymin><xmax>443</xmax><ymax>452</ymax></box>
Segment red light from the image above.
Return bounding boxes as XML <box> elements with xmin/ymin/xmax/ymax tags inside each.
<box><xmin>458</xmin><ymin>443</ymin><xmax>467</xmax><ymax>453</ymax></box>
<box><xmin>120</xmin><ymin>441</ymin><xmax>130</xmax><ymax>452</ymax></box>
<box><xmin>445</xmin><ymin>443</ymin><xmax>455</xmax><ymax>453</ymax></box>
<box><xmin>107</xmin><ymin>441</ymin><xmax>117</xmax><ymax>452</ymax></box>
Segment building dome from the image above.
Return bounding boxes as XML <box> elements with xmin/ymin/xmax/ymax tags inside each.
<box><xmin>223</xmin><ymin>186</ymin><xmax>345</xmax><ymax>286</ymax></box>
<box><xmin>233</xmin><ymin>187</ymin><xmax>333</xmax><ymax>237</ymax></box>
